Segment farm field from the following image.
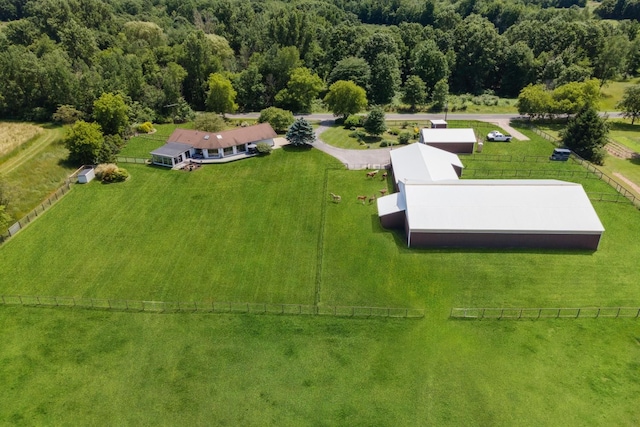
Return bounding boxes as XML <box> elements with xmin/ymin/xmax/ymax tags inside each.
<box><xmin>1</xmin><ymin>129</ymin><xmax>640</xmax><ymax>425</ymax></box>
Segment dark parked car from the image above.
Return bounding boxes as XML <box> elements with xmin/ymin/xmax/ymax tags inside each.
<box><xmin>550</xmin><ymin>148</ymin><xmax>571</xmax><ymax>161</ymax></box>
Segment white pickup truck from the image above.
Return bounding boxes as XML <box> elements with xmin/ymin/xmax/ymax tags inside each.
<box><xmin>486</xmin><ymin>130</ymin><xmax>512</xmax><ymax>142</ymax></box>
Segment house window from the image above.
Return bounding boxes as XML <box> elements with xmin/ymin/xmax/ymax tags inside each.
<box><xmin>207</xmin><ymin>149</ymin><xmax>219</xmax><ymax>158</ymax></box>
<box><xmin>223</xmin><ymin>146</ymin><xmax>234</xmax><ymax>156</ymax></box>
<box><xmin>236</xmin><ymin>144</ymin><xmax>246</xmax><ymax>153</ymax></box>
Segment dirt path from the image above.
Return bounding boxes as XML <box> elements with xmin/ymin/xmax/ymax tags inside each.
<box><xmin>0</xmin><ymin>128</ymin><xmax>64</xmax><ymax>176</ymax></box>
<box><xmin>613</xmin><ymin>172</ymin><xmax>640</xmax><ymax>196</ymax></box>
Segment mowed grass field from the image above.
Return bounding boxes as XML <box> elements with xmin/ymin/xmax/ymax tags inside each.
<box><xmin>1</xmin><ymin>128</ymin><xmax>640</xmax><ymax>425</ymax></box>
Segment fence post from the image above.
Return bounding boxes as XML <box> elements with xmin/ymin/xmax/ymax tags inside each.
<box><xmin>636</xmin><ymin>308</ymin><xmax>640</xmax><ymax>318</ymax></box>
<box><xmin>596</xmin><ymin>308</ymin><xmax>600</xmax><ymax>318</ymax></box>
<box><xmin>557</xmin><ymin>308</ymin><xmax>561</xmax><ymax>318</ymax></box>
<box><xmin>538</xmin><ymin>308</ymin><xmax>541</xmax><ymax>319</ymax></box>
<box><xmin>617</xmin><ymin>307</ymin><xmax>621</xmax><ymax>318</ymax></box>
<box><xmin>576</xmin><ymin>308</ymin><xmax>580</xmax><ymax>318</ymax></box>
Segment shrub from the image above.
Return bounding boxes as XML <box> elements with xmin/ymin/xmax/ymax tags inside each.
<box><xmin>256</xmin><ymin>142</ymin><xmax>272</xmax><ymax>155</ymax></box>
<box><xmin>136</xmin><ymin>122</ymin><xmax>154</xmax><ymax>133</ymax></box>
<box><xmin>95</xmin><ymin>163</ymin><xmax>129</xmax><ymax>183</ymax></box>
<box><xmin>398</xmin><ymin>131</ymin><xmax>412</xmax><ymax>145</ymax></box>
<box><xmin>387</xmin><ymin>127</ymin><xmax>401</xmax><ymax>136</ymax></box>
<box><xmin>344</xmin><ymin>115</ymin><xmax>363</xmax><ymax>128</ymax></box>
<box><xmin>350</xmin><ymin>129</ymin><xmax>366</xmax><ymax>140</ymax></box>
<box><xmin>258</xmin><ymin>107</ymin><xmax>294</xmax><ymax>133</ymax></box>
<box><xmin>380</xmin><ymin>141</ymin><xmax>388</xmax><ymax>147</ymax></box>
<box><xmin>194</xmin><ymin>113</ymin><xmax>226</xmax><ymax>132</ymax></box>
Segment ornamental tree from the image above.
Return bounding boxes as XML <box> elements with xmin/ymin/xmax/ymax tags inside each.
<box><xmin>285</xmin><ymin>117</ymin><xmax>315</xmax><ymax>146</ymax></box>
<box><xmin>363</xmin><ymin>107</ymin><xmax>387</xmax><ymax>136</ymax></box>
<box><xmin>258</xmin><ymin>107</ymin><xmax>294</xmax><ymax>133</ymax></box>
<box><xmin>561</xmin><ymin>106</ymin><xmax>609</xmax><ymax>165</ymax></box>
<box><xmin>324</xmin><ymin>80</ymin><xmax>367</xmax><ymax>119</ymax></box>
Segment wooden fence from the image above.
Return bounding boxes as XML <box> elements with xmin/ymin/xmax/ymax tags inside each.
<box><xmin>0</xmin><ymin>295</ymin><xmax>425</xmax><ymax>319</ymax></box>
<box><xmin>450</xmin><ymin>307</ymin><xmax>640</xmax><ymax>320</ymax></box>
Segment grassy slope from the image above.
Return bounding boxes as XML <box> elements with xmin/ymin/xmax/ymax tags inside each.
<box><xmin>1</xmin><ymin>130</ymin><xmax>639</xmax><ymax>425</ymax></box>
<box><xmin>0</xmin><ymin>126</ymin><xmax>76</xmax><ymax>220</ymax></box>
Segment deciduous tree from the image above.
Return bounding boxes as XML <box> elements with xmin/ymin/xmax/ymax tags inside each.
<box><xmin>206</xmin><ymin>72</ymin><xmax>237</xmax><ymax>116</ymax></box>
<box><xmin>275</xmin><ymin>67</ymin><xmax>323</xmax><ymax>113</ymax></box>
<box><xmin>617</xmin><ymin>84</ymin><xmax>640</xmax><ymax>124</ymax></box>
<box><xmin>324</xmin><ymin>80</ymin><xmax>367</xmax><ymax>119</ymax></box>
<box><xmin>93</xmin><ymin>92</ymin><xmax>129</xmax><ymax>136</ymax></box>
<box><xmin>64</xmin><ymin>120</ymin><xmax>104</xmax><ymax>165</ymax></box>
<box><xmin>368</xmin><ymin>53</ymin><xmax>400</xmax><ymax>105</ymax></box>
<box><xmin>402</xmin><ymin>75</ymin><xmax>427</xmax><ymax>110</ymax></box>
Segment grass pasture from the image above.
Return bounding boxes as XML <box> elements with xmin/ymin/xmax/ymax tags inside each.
<box><xmin>1</xmin><ymin>129</ymin><xmax>640</xmax><ymax>425</ymax></box>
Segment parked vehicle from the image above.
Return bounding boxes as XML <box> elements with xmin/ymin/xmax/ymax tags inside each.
<box><xmin>486</xmin><ymin>130</ymin><xmax>512</xmax><ymax>142</ymax></box>
<box><xmin>550</xmin><ymin>148</ymin><xmax>571</xmax><ymax>161</ymax></box>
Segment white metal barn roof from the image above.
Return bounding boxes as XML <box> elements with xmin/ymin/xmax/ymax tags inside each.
<box><xmin>390</xmin><ymin>143</ymin><xmax>463</xmax><ymax>184</ymax></box>
<box><xmin>420</xmin><ymin>128</ymin><xmax>476</xmax><ymax>144</ymax></box>
<box><xmin>376</xmin><ymin>189</ymin><xmax>406</xmax><ymax>217</ymax></box>
<box><xmin>403</xmin><ymin>180</ymin><xmax>605</xmax><ymax>234</ymax></box>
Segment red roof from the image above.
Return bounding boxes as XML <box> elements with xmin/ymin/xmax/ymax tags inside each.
<box><xmin>167</xmin><ymin>123</ymin><xmax>277</xmax><ymax>149</ymax></box>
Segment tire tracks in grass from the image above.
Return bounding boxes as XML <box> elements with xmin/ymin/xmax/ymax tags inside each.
<box><xmin>0</xmin><ymin>128</ymin><xmax>64</xmax><ymax>176</ymax></box>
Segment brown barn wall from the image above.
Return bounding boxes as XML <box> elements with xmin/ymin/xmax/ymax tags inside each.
<box><xmin>380</xmin><ymin>211</ymin><xmax>406</xmax><ymax>229</ymax></box>
<box><xmin>426</xmin><ymin>142</ymin><xmax>474</xmax><ymax>154</ymax></box>
<box><xmin>409</xmin><ymin>232</ymin><xmax>601</xmax><ymax>250</ymax></box>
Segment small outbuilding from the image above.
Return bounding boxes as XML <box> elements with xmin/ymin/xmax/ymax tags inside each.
<box><xmin>77</xmin><ymin>167</ymin><xmax>95</xmax><ymax>184</ymax></box>
<box><xmin>429</xmin><ymin>119</ymin><xmax>448</xmax><ymax>128</ymax></box>
<box><xmin>419</xmin><ymin>128</ymin><xmax>476</xmax><ymax>154</ymax></box>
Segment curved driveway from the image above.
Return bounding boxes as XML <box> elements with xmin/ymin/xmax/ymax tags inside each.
<box><xmin>228</xmin><ymin>112</ymin><xmax>623</xmax><ymax>169</ymax></box>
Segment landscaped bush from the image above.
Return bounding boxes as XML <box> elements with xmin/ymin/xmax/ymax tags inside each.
<box><xmin>136</xmin><ymin>122</ymin><xmax>154</xmax><ymax>133</ymax></box>
<box><xmin>349</xmin><ymin>129</ymin><xmax>366</xmax><ymax>140</ymax></box>
<box><xmin>256</xmin><ymin>142</ymin><xmax>272</xmax><ymax>155</ymax></box>
<box><xmin>343</xmin><ymin>115</ymin><xmax>363</xmax><ymax>128</ymax></box>
<box><xmin>95</xmin><ymin>163</ymin><xmax>129</xmax><ymax>183</ymax></box>
<box><xmin>387</xmin><ymin>127</ymin><xmax>401</xmax><ymax>136</ymax></box>
<box><xmin>398</xmin><ymin>131</ymin><xmax>412</xmax><ymax>145</ymax></box>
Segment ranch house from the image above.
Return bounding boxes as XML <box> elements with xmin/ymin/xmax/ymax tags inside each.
<box><xmin>377</xmin><ymin>143</ymin><xmax>605</xmax><ymax>250</ymax></box>
<box><xmin>419</xmin><ymin>128</ymin><xmax>477</xmax><ymax>154</ymax></box>
<box><xmin>151</xmin><ymin>123</ymin><xmax>277</xmax><ymax>167</ymax></box>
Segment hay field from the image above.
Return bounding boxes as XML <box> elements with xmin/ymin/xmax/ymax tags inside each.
<box><xmin>0</xmin><ymin>122</ymin><xmax>43</xmax><ymax>157</ymax></box>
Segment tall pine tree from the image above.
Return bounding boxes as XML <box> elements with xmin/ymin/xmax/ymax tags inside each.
<box><xmin>561</xmin><ymin>106</ymin><xmax>609</xmax><ymax>165</ymax></box>
<box><xmin>285</xmin><ymin>118</ymin><xmax>315</xmax><ymax>146</ymax></box>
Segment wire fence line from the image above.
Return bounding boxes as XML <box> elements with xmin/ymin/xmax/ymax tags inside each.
<box><xmin>450</xmin><ymin>307</ymin><xmax>640</xmax><ymax>320</ymax></box>
<box><xmin>464</xmin><ymin>168</ymin><xmax>601</xmax><ymax>180</ymax></box>
<box><xmin>0</xmin><ymin>166</ymin><xmax>86</xmax><ymax>244</ymax></box>
<box><xmin>345</xmin><ymin>163</ymin><xmax>391</xmax><ymax>171</ymax></box>
<box><xmin>0</xmin><ymin>295</ymin><xmax>425</xmax><ymax>319</ymax></box>
<box><xmin>116</xmin><ymin>156</ymin><xmax>151</xmax><ymax>164</ymax></box>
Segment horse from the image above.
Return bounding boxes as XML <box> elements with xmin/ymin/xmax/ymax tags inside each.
<box><xmin>330</xmin><ymin>192</ymin><xmax>342</xmax><ymax>203</ymax></box>
<box><xmin>381</xmin><ymin>172</ymin><xmax>388</xmax><ymax>180</ymax></box>
<box><xmin>357</xmin><ymin>195</ymin><xmax>368</xmax><ymax>204</ymax></box>
<box><xmin>368</xmin><ymin>195</ymin><xmax>376</xmax><ymax>204</ymax></box>
<box><xmin>379</xmin><ymin>188</ymin><xmax>388</xmax><ymax>196</ymax></box>
<box><xmin>366</xmin><ymin>169</ymin><xmax>379</xmax><ymax>179</ymax></box>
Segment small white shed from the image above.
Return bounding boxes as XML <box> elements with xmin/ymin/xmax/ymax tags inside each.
<box><xmin>77</xmin><ymin>167</ymin><xmax>95</xmax><ymax>184</ymax></box>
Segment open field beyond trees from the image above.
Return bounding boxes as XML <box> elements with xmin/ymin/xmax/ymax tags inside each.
<box><xmin>0</xmin><ymin>128</ymin><xmax>639</xmax><ymax>424</ymax></box>
<box><xmin>0</xmin><ymin>123</ymin><xmax>43</xmax><ymax>158</ymax></box>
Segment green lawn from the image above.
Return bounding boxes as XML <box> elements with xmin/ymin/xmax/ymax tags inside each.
<box><xmin>1</xmin><ymin>130</ymin><xmax>640</xmax><ymax>425</ymax></box>
<box><xmin>599</xmin><ymin>78</ymin><xmax>640</xmax><ymax>111</ymax></box>
<box><xmin>119</xmin><ymin>123</ymin><xmax>193</xmax><ymax>158</ymax></box>
<box><xmin>321</xmin><ymin>120</ymin><xmax>510</xmax><ymax>150</ymax></box>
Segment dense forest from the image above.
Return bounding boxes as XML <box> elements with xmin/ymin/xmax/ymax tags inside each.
<box><xmin>0</xmin><ymin>0</ymin><xmax>639</xmax><ymax>122</ymax></box>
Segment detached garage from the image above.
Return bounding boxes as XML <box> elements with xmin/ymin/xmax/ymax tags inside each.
<box><xmin>419</xmin><ymin>128</ymin><xmax>476</xmax><ymax>154</ymax></box>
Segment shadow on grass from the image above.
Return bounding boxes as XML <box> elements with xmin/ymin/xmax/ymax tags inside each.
<box><xmin>609</xmin><ymin>122</ymin><xmax>640</xmax><ymax>132</ymax></box>
<box><xmin>282</xmin><ymin>144</ymin><xmax>313</xmax><ymax>153</ymax></box>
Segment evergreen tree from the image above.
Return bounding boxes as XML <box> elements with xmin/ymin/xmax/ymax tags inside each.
<box><xmin>363</xmin><ymin>107</ymin><xmax>387</xmax><ymax>136</ymax></box>
<box><xmin>285</xmin><ymin>118</ymin><xmax>315</xmax><ymax>146</ymax></box>
<box><xmin>561</xmin><ymin>106</ymin><xmax>609</xmax><ymax>165</ymax></box>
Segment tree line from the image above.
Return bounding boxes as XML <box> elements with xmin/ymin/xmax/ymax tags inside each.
<box><xmin>1</xmin><ymin>0</ymin><xmax>640</xmax><ymax>123</ymax></box>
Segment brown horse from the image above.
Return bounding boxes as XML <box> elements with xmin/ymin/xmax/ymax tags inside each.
<box><xmin>366</xmin><ymin>170</ymin><xmax>379</xmax><ymax>179</ymax></box>
<box><xmin>357</xmin><ymin>195</ymin><xmax>368</xmax><ymax>204</ymax></box>
<box><xmin>381</xmin><ymin>172</ymin><xmax>388</xmax><ymax>180</ymax></box>
<box><xmin>368</xmin><ymin>195</ymin><xmax>377</xmax><ymax>204</ymax></box>
<box><xmin>379</xmin><ymin>188</ymin><xmax>388</xmax><ymax>196</ymax></box>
